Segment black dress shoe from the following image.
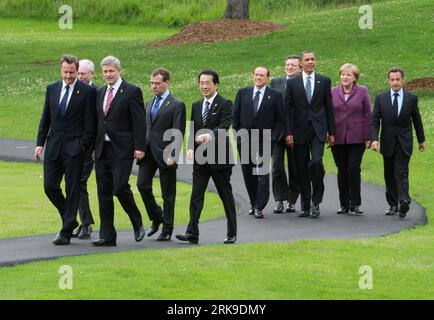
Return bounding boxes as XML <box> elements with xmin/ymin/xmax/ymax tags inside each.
<box><xmin>78</xmin><ymin>225</ymin><xmax>92</xmax><ymax>239</ymax></box>
<box><xmin>156</xmin><ymin>233</ymin><xmax>171</xmax><ymax>241</ymax></box>
<box><xmin>273</xmin><ymin>201</ymin><xmax>284</xmax><ymax>213</ymax></box>
<box><xmin>175</xmin><ymin>233</ymin><xmax>198</xmax><ymax>244</ymax></box>
<box><xmin>337</xmin><ymin>207</ymin><xmax>349</xmax><ymax>214</ymax></box>
<box><xmin>350</xmin><ymin>206</ymin><xmax>364</xmax><ymax>215</ymax></box>
<box><xmin>224</xmin><ymin>236</ymin><xmax>236</xmax><ymax>244</ymax></box>
<box><xmin>385</xmin><ymin>206</ymin><xmax>398</xmax><ymax>216</ymax></box>
<box><xmin>254</xmin><ymin>209</ymin><xmax>264</xmax><ymax>219</ymax></box>
<box><xmin>72</xmin><ymin>224</ymin><xmax>82</xmax><ymax>238</ymax></box>
<box><xmin>92</xmin><ymin>239</ymin><xmax>117</xmax><ymax>247</ymax></box>
<box><xmin>399</xmin><ymin>201</ymin><xmax>410</xmax><ymax>218</ymax></box>
<box><xmin>147</xmin><ymin>220</ymin><xmax>162</xmax><ymax>237</ymax></box>
<box><xmin>286</xmin><ymin>203</ymin><xmax>296</xmax><ymax>213</ymax></box>
<box><xmin>248</xmin><ymin>206</ymin><xmax>255</xmax><ymax>215</ymax></box>
<box><xmin>298</xmin><ymin>210</ymin><xmax>310</xmax><ymax>217</ymax></box>
<box><xmin>311</xmin><ymin>204</ymin><xmax>320</xmax><ymax>218</ymax></box>
<box><xmin>135</xmin><ymin>226</ymin><xmax>146</xmax><ymax>242</ymax></box>
<box><xmin>53</xmin><ymin>235</ymin><xmax>71</xmax><ymax>245</ymax></box>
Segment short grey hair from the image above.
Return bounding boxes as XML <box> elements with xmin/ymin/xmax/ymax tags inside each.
<box><xmin>100</xmin><ymin>55</ymin><xmax>121</xmax><ymax>70</ymax></box>
<box><xmin>79</xmin><ymin>59</ymin><xmax>95</xmax><ymax>72</ymax></box>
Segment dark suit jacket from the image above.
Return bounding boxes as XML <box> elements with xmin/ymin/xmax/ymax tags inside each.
<box><xmin>370</xmin><ymin>89</ymin><xmax>425</xmax><ymax>157</ymax></box>
<box><xmin>37</xmin><ymin>80</ymin><xmax>97</xmax><ymax>160</ymax></box>
<box><xmin>270</xmin><ymin>76</ymin><xmax>287</xmax><ymax>99</ymax></box>
<box><xmin>233</xmin><ymin>86</ymin><xmax>284</xmax><ymax>142</ymax></box>
<box><xmin>331</xmin><ymin>85</ymin><xmax>372</xmax><ymax>145</ymax></box>
<box><xmin>188</xmin><ymin>94</ymin><xmax>234</xmax><ymax>170</ymax></box>
<box><xmin>144</xmin><ymin>93</ymin><xmax>186</xmax><ymax>168</ymax></box>
<box><xmin>94</xmin><ymin>80</ymin><xmax>146</xmax><ymax>160</ymax></box>
<box><xmin>284</xmin><ymin>73</ymin><xmax>336</xmax><ymax>144</ymax></box>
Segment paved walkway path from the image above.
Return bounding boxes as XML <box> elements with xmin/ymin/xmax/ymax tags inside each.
<box><xmin>0</xmin><ymin>138</ymin><xmax>427</xmax><ymax>266</ymax></box>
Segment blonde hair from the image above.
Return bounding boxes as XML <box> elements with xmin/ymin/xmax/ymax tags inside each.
<box><xmin>339</xmin><ymin>63</ymin><xmax>360</xmax><ymax>84</ymax></box>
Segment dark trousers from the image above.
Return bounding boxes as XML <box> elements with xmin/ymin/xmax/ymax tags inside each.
<box><xmin>383</xmin><ymin>141</ymin><xmax>411</xmax><ymax>206</ymax></box>
<box><xmin>187</xmin><ymin>164</ymin><xmax>237</xmax><ymax>238</ymax></box>
<box><xmin>237</xmin><ymin>141</ymin><xmax>272</xmax><ymax>211</ymax></box>
<box><xmin>331</xmin><ymin>143</ymin><xmax>365</xmax><ymax>208</ymax></box>
<box><xmin>137</xmin><ymin>150</ymin><xmax>176</xmax><ymax>235</ymax></box>
<box><xmin>43</xmin><ymin>150</ymin><xmax>83</xmax><ymax>238</ymax></box>
<box><xmin>272</xmin><ymin>140</ymin><xmax>301</xmax><ymax>204</ymax></box>
<box><xmin>294</xmin><ymin>126</ymin><xmax>325</xmax><ymax>210</ymax></box>
<box><xmin>95</xmin><ymin>142</ymin><xmax>143</xmax><ymax>242</ymax></box>
<box><xmin>78</xmin><ymin>149</ymin><xmax>95</xmax><ymax>226</ymax></box>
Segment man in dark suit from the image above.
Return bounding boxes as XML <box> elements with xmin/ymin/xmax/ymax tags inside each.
<box><xmin>370</xmin><ymin>67</ymin><xmax>425</xmax><ymax>218</ymax></box>
<box><xmin>92</xmin><ymin>56</ymin><xmax>147</xmax><ymax>246</ymax></box>
<box><xmin>72</xmin><ymin>58</ymin><xmax>97</xmax><ymax>239</ymax></box>
<box><xmin>137</xmin><ymin>68</ymin><xmax>186</xmax><ymax>241</ymax></box>
<box><xmin>270</xmin><ymin>55</ymin><xmax>303</xmax><ymax>214</ymax></box>
<box><xmin>35</xmin><ymin>54</ymin><xmax>97</xmax><ymax>245</ymax></box>
<box><xmin>233</xmin><ymin>66</ymin><xmax>284</xmax><ymax>218</ymax></box>
<box><xmin>284</xmin><ymin>51</ymin><xmax>336</xmax><ymax>218</ymax></box>
<box><xmin>176</xmin><ymin>70</ymin><xmax>237</xmax><ymax>244</ymax></box>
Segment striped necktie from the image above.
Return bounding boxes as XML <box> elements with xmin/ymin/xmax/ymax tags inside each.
<box><xmin>202</xmin><ymin>100</ymin><xmax>210</xmax><ymax>126</ymax></box>
<box><xmin>104</xmin><ymin>86</ymin><xmax>114</xmax><ymax>115</ymax></box>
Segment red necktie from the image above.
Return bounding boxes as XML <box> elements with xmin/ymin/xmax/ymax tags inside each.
<box><xmin>104</xmin><ymin>86</ymin><xmax>114</xmax><ymax>115</ymax></box>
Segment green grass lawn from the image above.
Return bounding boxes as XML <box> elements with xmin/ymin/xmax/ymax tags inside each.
<box><xmin>0</xmin><ymin>0</ymin><xmax>433</xmax><ymax>299</ymax></box>
<box><xmin>0</xmin><ymin>161</ymin><xmax>224</xmax><ymax>238</ymax></box>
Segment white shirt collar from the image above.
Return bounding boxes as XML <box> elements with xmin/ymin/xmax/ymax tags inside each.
<box><xmin>62</xmin><ymin>79</ymin><xmax>77</xmax><ymax>90</ymax></box>
<box><xmin>302</xmin><ymin>71</ymin><xmax>315</xmax><ymax>81</ymax></box>
<box><xmin>108</xmin><ymin>77</ymin><xmax>123</xmax><ymax>92</ymax></box>
<box><xmin>203</xmin><ymin>91</ymin><xmax>218</xmax><ymax>106</ymax></box>
<box><xmin>254</xmin><ymin>85</ymin><xmax>266</xmax><ymax>96</ymax></box>
<box><xmin>390</xmin><ymin>88</ymin><xmax>404</xmax><ymax>97</ymax></box>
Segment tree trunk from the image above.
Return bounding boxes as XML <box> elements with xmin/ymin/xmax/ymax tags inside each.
<box><xmin>223</xmin><ymin>0</ymin><xmax>250</xmax><ymax>19</ymax></box>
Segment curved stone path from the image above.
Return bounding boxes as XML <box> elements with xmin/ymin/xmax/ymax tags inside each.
<box><xmin>0</xmin><ymin>138</ymin><xmax>427</xmax><ymax>266</ymax></box>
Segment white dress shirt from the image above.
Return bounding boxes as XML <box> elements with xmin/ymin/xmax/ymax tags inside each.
<box><xmin>253</xmin><ymin>85</ymin><xmax>266</xmax><ymax>112</ymax></box>
<box><xmin>59</xmin><ymin>79</ymin><xmax>77</xmax><ymax>111</ymax></box>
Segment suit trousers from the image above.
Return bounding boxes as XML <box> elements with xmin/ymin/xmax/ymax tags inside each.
<box><xmin>294</xmin><ymin>125</ymin><xmax>325</xmax><ymax>210</ymax></box>
<box><xmin>78</xmin><ymin>149</ymin><xmax>95</xmax><ymax>225</ymax></box>
<box><xmin>238</xmin><ymin>141</ymin><xmax>272</xmax><ymax>211</ymax></box>
<box><xmin>383</xmin><ymin>141</ymin><xmax>411</xmax><ymax>206</ymax></box>
<box><xmin>331</xmin><ymin>143</ymin><xmax>365</xmax><ymax>207</ymax></box>
<box><xmin>137</xmin><ymin>150</ymin><xmax>176</xmax><ymax>235</ymax></box>
<box><xmin>43</xmin><ymin>149</ymin><xmax>83</xmax><ymax>238</ymax></box>
<box><xmin>187</xmin><ymin>164</ymin><xmax>237</xmax><ymax>238</ymax></box>
<box><xmin>95</xmin><ymin>142</ymin><xmax>143</xmax><ymax>242</ymax></box>
<box><xmin>272</xmin><ymin>140</ymin><xmax>301</xmax><ymax>204</ymax></box>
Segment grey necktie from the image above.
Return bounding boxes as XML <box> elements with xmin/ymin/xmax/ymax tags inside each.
<box><xmin>253</xmin><ymin>91</ymin><xmax>260</xmax><ymax>116</ymax></box>
<box><xmin>305</xmin><ymin>76</ymin><xmax>312</xmax><ymax>104</ymax></box>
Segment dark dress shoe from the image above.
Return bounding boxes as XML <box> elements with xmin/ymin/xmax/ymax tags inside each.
<box><xmin>72</xmin><ymin>224</ymin><xmax>82</xmax><ymax>238</ymax></box>
<box><xmin>224</xmin><ymin>236</ymin><xmax>236</xmax><ymax>244</ymax></box>
<box><xmin>147</xmin><ymin>220</ymin><xmax>162</xmax><ymax>237</ymax></box>
<box><xmin>248</xmin><ymin>206</ymin><xmax>255</xmax><ymax>215</ymax></box>
<box><xmin>337</xmin><ymin>207</ymin><xmax>349</xmax><ymax>214</ymax></box>
<box><xmin>399</xmin><ymin>201</ymin><xmax>410</xmax><ymax>218</ymax></box>
<box><xmin>385</xmin><ymin>206</ymin><xmax>398</xmax><ymax>215</ymax></box>
<box><xmin>311</xmin><ymin>204</ymin><xmax>320</xmax><ymax>218</ymax></box>
<box><xmin>273</xmin><ymin>201</ymin><xmax>284</xmax><ymax>213</ymax></box>
<box><xmin>286</xmin><ymin>203</ymin><xmax>296</xmax><ymax>213</ymax></box>
<box><xmin>92</xmin><ymin>239</ymin><xmax>117</xmax><ymax>247</ymax></box>
<box><xmin>350</xmin><ymin>206</ymin><xmax>364</xmax><ymax>215</ymax></box>
<box><xmin>53</xmin><ymin>235</ymin><xmax>71</xmax><ymax>245</ymax></box>
<box><xmin>298</xmin><ymin>210</ymin><xmax>310</xmax><ymax>217</ymax></box>
<box><xmin>135</xmin><ymin>226</ymin><xmax>146</xmax><ymax>242</ymax></box>
<box><xmin>254</xmin><ymin>209</ymin><xmax>264</xmax><ymax>219</ymax></box>
<box><xmin>175</xmin><ymin>233</ymin><xmax>198</xmax><ymax>244</ymax></box>
<box><xmin>78</xmin><ymin>225</ymin><xmax>92</xmax><ymax>239</ymax></box>
<box><xmin>156</xmin><ymin>233</ymin><xmax>171</xmax><ymax>241</ymax></box>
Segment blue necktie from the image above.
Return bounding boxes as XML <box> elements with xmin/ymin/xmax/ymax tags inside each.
<box><xmin>59</xmin><ymin>85</ymin><xmax>69</xmax><ymax>118</ymax></box>
<box><xmin>393</xmin><ymin>92</ymin><xmax>399</xmax><ymax>116</ymax></box>
<box><xmin>305</xmin><ymin>76</ymin><xmax>312</xmax><ymax>104</ymax></box>
<box><xmin>202</xmin><ymin>101</ymin><xmax>210</xmax><ymax>126</ymax></box>
<box><xmin>151</xmin><ymin>96</ymin><xmax>162</xmax><ymax>122</ymax></box>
